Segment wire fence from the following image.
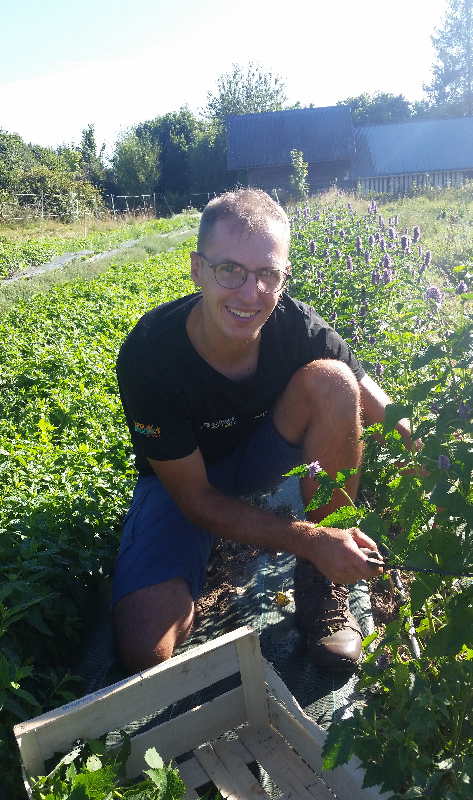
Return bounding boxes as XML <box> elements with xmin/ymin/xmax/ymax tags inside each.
<box><xmin>0</xmin><ymin>190</ymin><xmax>219</xmax><ymax>235</ymax></box>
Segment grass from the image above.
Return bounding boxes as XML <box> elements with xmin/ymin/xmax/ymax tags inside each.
<box><xmin>0</xmin><ymin>227</ymin><xmax>198</xmax><ymax>314</ymax></box>
<box><xmin>305</xmin><ymin>183</ymin><xmax>473</xmax><ymax>278</ymax></box>
<box><xmin>0</xmin><ymin>208</ymin><xmax>200</xmax><ymax>244</ymax></box>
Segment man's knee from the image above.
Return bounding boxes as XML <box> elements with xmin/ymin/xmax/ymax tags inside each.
<box><xmin>113</xmin><ymin>577</ymin><xmax>194</xmax><ymax>674</ymax></box>
<box><xmin>290</xmin><ymin>360</ymin><xmax>360</xmax><ymax>411</ymax></box>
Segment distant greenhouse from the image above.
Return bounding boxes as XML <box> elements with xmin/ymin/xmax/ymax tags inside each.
<box><xmin>226</xmin><ymin>109</ymin><xmax>473</xmax><ymax>196</ymax></box>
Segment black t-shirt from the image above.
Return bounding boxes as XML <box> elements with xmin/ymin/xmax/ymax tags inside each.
<box><xmin>116</xmin><ymin>292</ymin><xmax>365</xmax><ymax>477</ymax></box>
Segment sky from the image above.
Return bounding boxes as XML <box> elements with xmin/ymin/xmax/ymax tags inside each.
<box><xmin>0</xmin><ymin>0</ymin><xmax>450</xmax><ymax>158</ymax></box>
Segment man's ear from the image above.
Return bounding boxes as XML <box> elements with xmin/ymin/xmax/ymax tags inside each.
<box><xmin>190</xmin><ymin>251</ymin><xmax>202</xmax><ymax>288</ymax></box>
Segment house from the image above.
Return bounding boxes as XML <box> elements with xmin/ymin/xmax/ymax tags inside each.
<box><xmin>351</xmin><ymin>116</ymin><xmax>473</xmax><ymax>194</ymax></box>
<box><xmin>226</xmin><ymin>109</ymin><xmax>473</xmax><ymax>196</ymax></box>
<box><xmin>226</xmin><ymin>106</ymin><xmax>355</xmax><ymax>194</ymax></box>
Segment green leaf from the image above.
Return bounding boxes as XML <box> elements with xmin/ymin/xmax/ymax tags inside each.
<box><xmin>144</xmin><ymin>748</ymin><xmax>164</xmax><ymax>769</ymax></box>
<box><xmin>359</xmin><ymin>512</ymin><xmax>389</xmax><ymax>542</ymax></box>
<box><xmin>423</xmin><ymin>611</ymin><xmax>473</xmax><ymax>658</ymax></box>
<box><xmin>410</xmin><ymin>574</ymin><xmax>442</xmax><ymax>615</ymax></box>
<box><xmin>411</xmin><ymin>344</ymin><xmax>447</xmax><ymax>369</ymax></box>
<box><xmin>283</xmin><ymin>465</ymin><xmax>309</xmax><ymax>477</ymax></box>
<box><xmin>303</xmin><ymin>483</ymin><xmax>334</xmax><ymax>512</ymax></box>
<box><xmin>86</xmin><ymin>738</ymin><xmax>107</xmax><ymax>756</ymax></box>
<box><xmin>322</xmin><ymin>718</ymin><xmax>357</xmax><ymax>770</ymax></box>
<box><xmin>362</xmin><ymin>632</ymin><xmax>378</xmax><ymax>650</ymax></box>
<box><xmin>85</xmin><ymin>754</ymin><xmax>102</xmax><ymax>771</ymax></box>
<box><xmin>382</xmin><ymin>403</ymin><xmax>412</xmax><ymax>437</ymax></box>
<box><xmin>317</xmin><ymin>506</ymin><xmax>360</xmax><ymax>529</ymax></box>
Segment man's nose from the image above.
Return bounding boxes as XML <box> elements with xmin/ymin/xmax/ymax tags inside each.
<box><xmin>237</xmin><ymin>272</ymin><xmax>260</xmax><ymax>301</ymax></box>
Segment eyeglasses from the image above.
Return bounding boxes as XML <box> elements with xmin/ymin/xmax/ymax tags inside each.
<box><xmin>197</xmin><ymin>252</ymin><xmax>286</xmax><ymax>294</ymax></box>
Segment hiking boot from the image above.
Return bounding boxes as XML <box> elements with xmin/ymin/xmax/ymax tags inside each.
<box><xmin>293</xmin><ymin>558</ymin><xmax>362</xmax><ymax>671</ymax></box>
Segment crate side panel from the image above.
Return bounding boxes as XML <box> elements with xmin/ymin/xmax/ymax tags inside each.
<box><xmin>126</xmin><ymin>686</ymin><xmax>247</xmax><ymax>779</ymax></box>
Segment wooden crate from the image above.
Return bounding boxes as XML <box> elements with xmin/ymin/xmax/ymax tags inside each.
<box><xmin>14</xmin><ymin>626</ymin><xmax>391</xmax><ymax>799</ymax></box>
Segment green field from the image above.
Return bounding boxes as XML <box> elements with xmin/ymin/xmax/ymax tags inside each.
<box><xmin>2</xmin><ymin>190</ymin><xmax>473</xmax><ymax>798</ymax></box>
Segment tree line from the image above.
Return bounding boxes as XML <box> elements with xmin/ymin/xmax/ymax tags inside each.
<box><xmin>1</xmin><ymin>0</ymin><xmax>472</xmax><ymax>214</ymax></box>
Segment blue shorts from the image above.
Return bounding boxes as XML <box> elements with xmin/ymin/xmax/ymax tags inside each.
<box><xmin>112</xmin><ymin>414</ymin><xmax>303</xmax><ymax>607</ymax></box>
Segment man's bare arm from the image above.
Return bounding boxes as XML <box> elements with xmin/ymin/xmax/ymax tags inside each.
<box><xmin>148</xmin><ymin>448</ymin><xmax>381</xmax><ymax>584</ymax></box>
<box><xmin>359</xmin><ymin>373</ymin><xmax>412</xmax><ymax>444</ymax></box>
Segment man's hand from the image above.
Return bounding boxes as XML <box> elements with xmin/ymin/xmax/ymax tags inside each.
<box><xmin>306</xmin><ymin>526</ymin><xmax>383</xmax><ymax>584</ymax></box>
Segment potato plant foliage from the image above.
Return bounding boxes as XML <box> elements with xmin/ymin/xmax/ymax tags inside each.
<box><xmin>0</xmin><ymin>243</ymin><xmax>195</xmax><ymax>795</ymax></box>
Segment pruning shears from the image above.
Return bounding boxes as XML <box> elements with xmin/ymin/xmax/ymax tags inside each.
<box><xmin>361</xmin><ymin>548</ymin><xmax>473</xmax><ymax>579</ymax></box>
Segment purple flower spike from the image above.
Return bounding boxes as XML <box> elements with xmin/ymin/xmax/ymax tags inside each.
<box><xmin>380</xmin><ymin>237</ymin><xmax>386</xmax><ymax>252</ymax></box>
<box><xmin>375</xmin><ymin>362</ymin><xmax>384</xmax><ymax>377</ymax></box>
<box><xmin>401</xmin><ymin>234</ymin><xmax>411</xmax><ymax>252</ymax></box>
<box><xmin>308</xmin><ymin>460</ymin><xmax>322</xmax><ymax>478</ymax></box>
<box><xmin>353</xmin><ymin>334</ymin><xmax>360</xmax><ymax>344</ymax></box>
<box><xmin>376</xmin><ymin>653</ymin><xmax>389</xmax><ymax>671</ymax></box>
<box><xmin>438</xmin><ymin>455</ymin><xmax>451</xmax><ymax>470</ymax></box>
<box><xmin>334</xmin><ymin>288</ymin><xmax>341</xmax><ymax>298</ymax></box>
<box><xmin>388</xmin><ymin>226</ymin><xmax>396</xmax><ymax>240</ymax></box>
<box><xmin>330</xmin><ymin>312</ymin><xmax>338</xmax><ymax>321</ymax></box>
<box><xmin>383</xmin><ymin>253</ymin><xmax>392</xmax><ymax>270</ymax></box>
<box><xmin>430</xmin><ymin>401</ymin><xmax>440</xmax><ymax>413</ymax></box>
<box><xmin>323</xmin><ymin>248</ymin><xmax>329</xmax><ymax>258</ymax></box>
<box><xmin>459</xmin><ymin>402</ymin><xmax>472</xmax><ymax>420</ymax></box>
<box><xmin>425</xmin><ymin>286</ymin><xmax>443</xmax><ymax>305</ymax></box>
<box><xmin>457</xmin><ymin>280</ymin><xmax>468</xmax><ymax>294</ymax></box>
<box><xmin>382</xmin><ymin>269</ymin><xmax>393</xmax><ymax>284</ymax></box>
<box><xmin>395</xmin><ymin>215</ymin><xmax>398</xmax><ymax>225</ymax></box>
<box><xmin>371</xmin><ymin>269</ymin><xmax>380</xmax><ymax>286</ymax></box>
<box><xmin>309</xmin><ymin>240</ymin><xmax>316</xmax><ymax>255</ymax></box>
<box><xmin>424</xmin><ymin>250</ymin><xmax>432</xmax><ymax>266</ymax></box>
<box><xmin>413</xmin><ymin>226</ymin><xmax>421</xmax><ymax>243</ymax></box>
<box><xmin>378</xmin><ymin>215</ymin><xmax>385</xmax><ymax>227</ymax></box>
<box><xmin>369</xmin><ymin>335</ymin><xmax>376</xmax><ymax>344</ymax></box>
<box><xmin>356</xmin><ymin>235</ymin><xmax>362</xmax><ymax>254</ymax></box>
<box><xmin>364</xmin><ymin>250</ymin><xmax>371</xmax><ymax>264</ymax></box>
<box><xmin>314</xmin><ymin>211</ymin><xmax>321</xmax><ymax>221</ymax></box>
<box><xmin>335</xmin><ymin>248</ymin><xmax>341</xmax><ymax>259</ymax></box>
<box><xmin>346</xmin><ymin>255</ymin><xmax>353</xmax><ymax>270</ymax></box>
<box><xmin>368</xmin><ymin>234</ymin><xmax>375</xmax><ymax>247</ymax></box>
<box><xmin>339</xmin><ymin>228</ymin><xmax>345</xmax><ymax>238</ymax></box>
<box><xmin>348</xmin><ymin>202</ymin><xmax>353</xmax><ymax>211</ymax></box>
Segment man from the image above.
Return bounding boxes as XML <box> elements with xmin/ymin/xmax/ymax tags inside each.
<box><xmin>113</xmin><ymin>189</ymin><xmax>408</xmax><ymax>675</ymax></box>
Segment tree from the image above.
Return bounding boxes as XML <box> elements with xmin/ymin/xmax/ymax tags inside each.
<box><xmin>289</xmin><ymin>150</ymin><xmax>308</xmax><ymax>200</ymax></box>
<box><xmin>424</xmin><ymin>0</ymin><xmax>473</xmax><ymax>115</ymax></box>
<box><xmin>78</xmin><ymin>124</ymin><xmax>105</xmax><ymax>187</ymax></box>
<box><xmin>111</xmin><ymin>130</ymin><xmax>161</xmax><ymax>196</ymax></box>
<box><xmin>204</xmin><ymin>61</ymin><xmax>287</xmax><ymax>126</ymax></box>
<box><xmin>138</xmin><ymin>107</ymin><xmax>201</xmax><ymax>195</ymax></box>
<box><xmin>336</xmin><ymin>92</ymin><xmax>413</xmax><ymax>125</ymax></box>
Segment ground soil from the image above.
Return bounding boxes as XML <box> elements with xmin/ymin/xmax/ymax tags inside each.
<box><xmin>195</xmin><ymin>495</ymin><xmax>409</xmax><ymax>632</ymax></box>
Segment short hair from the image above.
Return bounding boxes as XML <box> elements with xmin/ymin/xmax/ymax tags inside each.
<box><xmin>197</xmin><ymin>189</ymin><xmax>290</xmax><ymax>257</ymax></box>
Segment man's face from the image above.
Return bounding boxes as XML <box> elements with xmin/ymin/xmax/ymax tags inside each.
<box><xmin>190</xmin><ymin>218</ymin><xmax>289</xmax><ymax>346</ymax></box>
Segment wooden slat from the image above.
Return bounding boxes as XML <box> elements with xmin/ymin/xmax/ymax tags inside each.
<box><xmin>15</xmin><ymin>729</ymin><xmax>45</xmax><ymax>783</ymax></box>
<box><xmin>263</xmin><ymin>659</ymin><xmax>326</xmax><ymax>749</ymax></box>
<box><xmin>238</xmin><ymin>726</ymin><xmax>314</xmax><ymax>800</ymax></box>
<box><xmin>178</xmin><ymin>756</ymin><xmax>211</xmax><ymax>790</ymax></box>
<box><xmin>236</xmin><ymin>632</ymin><xmax>270</xmax><ymax>728</ymax></box>
<box><xmin>14</xmin><ymin>627</ymin><xmax>252</xmax><ymax>770</ymax></box>
<box><xmin>125</xmin><ymin>686</ymin><xmax>246</xmax><ymax>778</ymax></box>
<box><xmin>171</xmin><ymin>761</ymin><xmax>199</xmax><ymax>800</ymax></box>
<box><xmin>213</xmin><ymin>737</ymin><xmax>270</xmax><ymax>799</ymax></box>
<box><xmin>254</xmin><ymin>726</ymin><xmax>333</xmax><ymax>800</ymax></box>
<box><xmin>229</xmin><ymin>734</ymin><xmax>255</xmax><ymax>766</ymax></box>
<box><xmin>195</xmin><ymin>743</ymin><xmax>251</xmax><ymax>800</ymax></box>
<box><xmin>268</xmin><ymin>698</ymin><xmax>393</xmax><ymax>800</ymax></box>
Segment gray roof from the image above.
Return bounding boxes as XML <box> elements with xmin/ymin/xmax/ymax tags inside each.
<box><xmin>226</xmin><ymin>106</ymin><xmax>355</xmax><ymax>170</ymax></box>
<box><xmin>352</xmin><ymin>116</ymin><xmax>473</xmax><ymax>178</ymax></box>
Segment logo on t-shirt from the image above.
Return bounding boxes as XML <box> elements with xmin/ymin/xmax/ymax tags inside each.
<box><xmin>202</xmin><ymin>416</ymin><xmax>236</xmax><ymax>430</ymax></box>
<box><xmin>134</xmin><ymin>421</ymin><xmax>161</xmax><ymax>438</ymax></box>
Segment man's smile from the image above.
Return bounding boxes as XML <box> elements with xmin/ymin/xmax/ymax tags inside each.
<box><xmin>227</xmin><ymin>306</ymin><xmax>260</xmax><ymax>318</ymax></box>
